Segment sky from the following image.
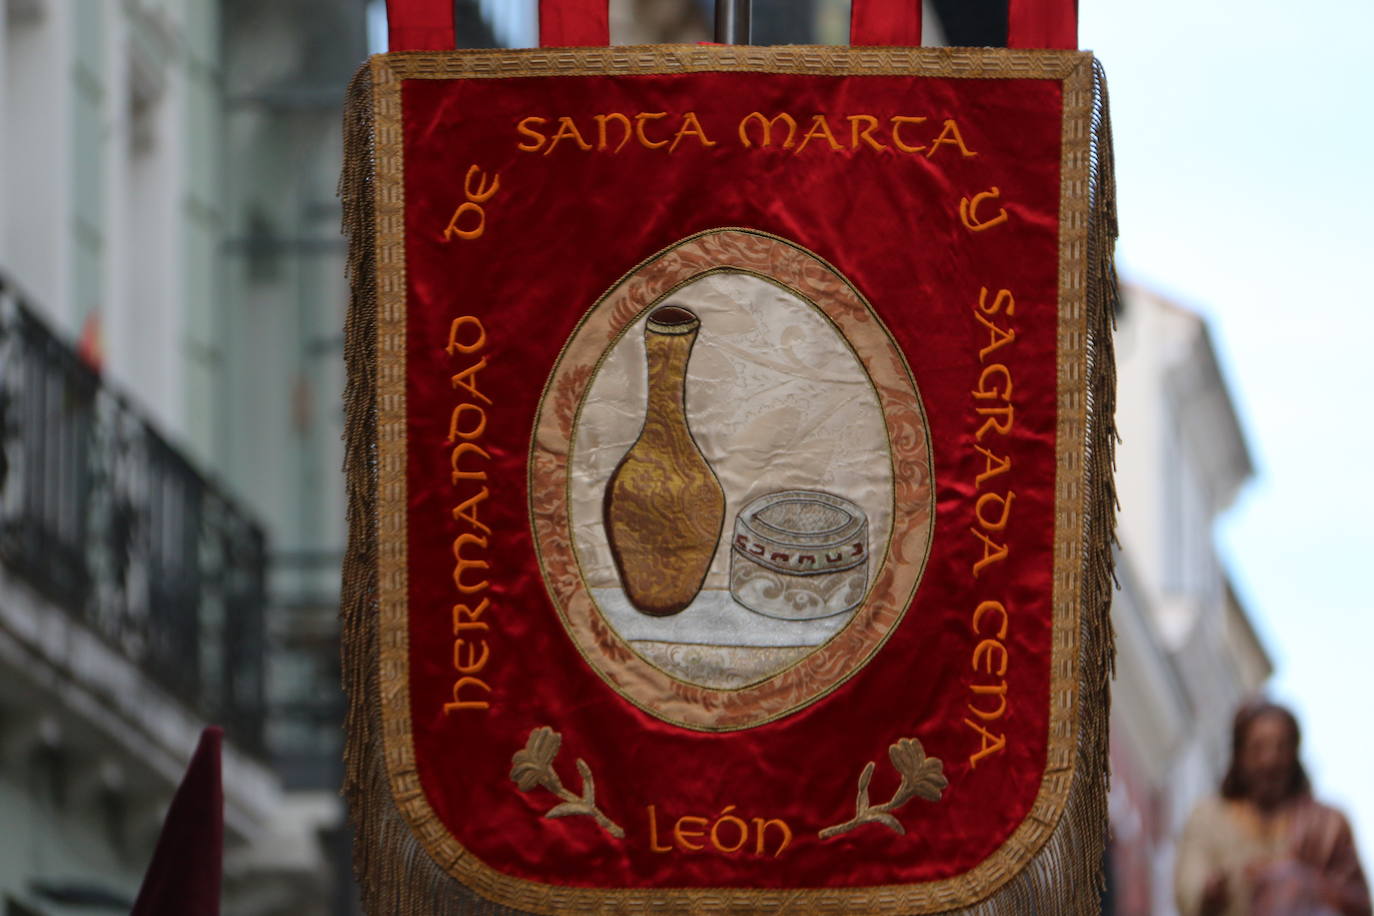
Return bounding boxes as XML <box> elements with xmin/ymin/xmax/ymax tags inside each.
<box><xmin>1079</xmin><ymin>0</ymin><xmax>1374</xmax><ymax>859</ymax></box>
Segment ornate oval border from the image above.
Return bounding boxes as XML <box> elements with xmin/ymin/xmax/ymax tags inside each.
<box><xmin>528</xmin><ymin>228</ymin><xmax>935</xmax><ymax>730</ymax></box>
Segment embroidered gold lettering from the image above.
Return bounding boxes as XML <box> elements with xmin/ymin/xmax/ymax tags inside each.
<box><xmin>673</xmin><ymin>816</ymin><xmax>708</xmax><ymax>851</ymax></box>
<box><xmin>754</xmin><ymin>817</ymin><xmax>792</xmax><ymax>857</ymax></box>
<box><xmin>444</xmin><ymin>317</ymin><xmax>494</xmax><ymax>716</ymax></box>
<box><xmin>970</xmin><ymin>527</ymin><xmax>1008</xmax><ymax>577</ymax></box>
<box><xmin>634</xmin><ymin>112</ymin><xmax>670</xmax><ymax>149</ymax></box>
<box><xmin>644</xmin><ymin>806</ymin><xmax>791</xmax><ymax>855</ymax></box>
<box><xmin>974</xmin><ymin>445</ymin><xmax>1011</xmax><ymax>488</ymax></box>
<box><xmin>444</xmin><ymin>676</ymin><xmax>491</xmax><ymax>713</ymax></box>
<box><xmin>977</xmin><ymin>286</ymin><xmax>1015</xmax><ymax>316</ymax></box>
<box><xmin>973</xmin><ymin>363</ymin><xmax>1013</xmax><ymax>401</ymax></box>
<box><xmin>452</xmin><ymin>533</ymin><xmax>490</xmax><ymax>594</ymax></box>
<box><xmin>513</xmin><ymin>110</ymin><xmax>975</xmax><ymax>158</ymax></box>
<box><xmin>796</xmin><ymin>114</ymin><xmax>843</xmax><ymax>153</ymax></box>
<box><xmin>594</xmin><ymin>113</ymin><xmax>633</xmax><ymax>152</ymax></box>
<box><xmin>927</xmin><ymin>118</ymin><xmax>977</xmax><ymax>158</ymax></box>
<box><xmin>451</xmin><ymin>356</ymin><xmax>492</xmax><ymax>405</ymax></box>
<box><xmin>964</xmin><ymin>284</ymin><xmax>1018</xmax><ymax>762</ymax></box>
<box><xmin>447</xmin><ymin>403</ymin><xmax>487</xmax><ymax>443</ymax></box>
<box><xmin>964</xmin><ymin>718</ymin><xmax>1007</xmax><ymax>768</ymax></box>
<box><xmin>443</xmin><ymin>203</ymin><xmax>484</xmax><ymax>241</ymax></box>
<box><xmin>974</xmin><ymin>310</ymin><xmax>1016</xmax><ymax>360</ymax></box>
<box><xmin>647</xmin><ymin>805</ymin><xmax>673</xmax><ymax>853</ymax></box>
<box><xmin>974</xmin><ymin>491</ymin><xmax>1015</xmax><ymax>532</ymax></box>
<box><xmin>452</xmin><ymin>487</ymin><xmax>491</xmax><ymax>535</ymax></box>
<box><xmin>968</xmin><ymin>682</ymin><xmax>1009</xmax><ymax>720</ymax></box>
<box><xmin>447</xmin><ymin>315</ymin><xmax>487</xmax><ymax>354</ymax></box>
<box><xmin>515</xmin><ymin>116</ymin><xmax>547</xmax><ymax>152</ymax></box>
<box><xmin>454</xmin><ymin>638</ymin><xmax>490</xmax><ymax>674</ymax></box>
<box><xmin>450</xmin><ymin>442</ymin><xmax>490</xmax><ymax>484</ymax></box>
<box><xmin>889</xmin><ymin>115</ymin><xmax>929</xmax><ymax>153</ymax></box>
<box><xmin>974</xmin><ymin>404</ymin><xmax>1014</xmax><ymax>441</ymax></box>
<box><xmin>847</xmin><ymin>114</ymin><xmax>888</xmax><ymax>151</ymax></box>
<box><xmin>959</xmin><ymin>186</ymin><xmax>1009</xmax><ymax>232</ymax></box>
<box><xmin>669</xmin><ymin>111</ymin><xmax>717</xmax><ymax>153</ymax></box>
<box><xmin>738</xmin><ymin>111</ymin><xmax>797</xmax><ymax>149</ymax></box>
<box><xmin>452</xmin><ymin>598</ymin><xmax>490</xmax><ymax>632</ymax></box>
<box><xmin>710</xmin><ymin>806</ymin><xmax>749</xmax><ymax>853</ymax></box>
<box><xmin>442</xmin><ymin>167</ymin><xmax>502</xmax><ymax>242</ymax></box>
<box><xmin>971</xmin><ymin>600</ymin><xmax>1008</xmax><ymax>640</ymax></box>
<box><xmin>463</xmin><ymin>164</ymin><xmax>500</xmax><ymax>203</ymax></box>
<box><xmin>544</xmin><ymin>115</ymin><xmax>592</xmax><ymax>154</ymax></box>
<box><xmin>972</xmin><ymin>639</ymin><xmax>1009</xmax><ymax>676</ymax></box>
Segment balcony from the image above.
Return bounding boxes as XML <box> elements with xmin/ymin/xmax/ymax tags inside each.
<box><xmin>0</xmin><ymin>278</ymin><xmax>267</xmax><ymax>754</ymax></box>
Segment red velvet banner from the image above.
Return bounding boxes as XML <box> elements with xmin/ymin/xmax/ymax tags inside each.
<box><xmin>539</xmin><ymin>0</ymin><xmax>610</xmax><ymax>47</ymax></box>
<box><xmin>354</xmin><ymin>46</ymin><xmax>1104</xmax><ymax>912</ymax></box>
<box><xmin>850</xmin><ymin>0</ymin><xmax>923</xmax><ymax>46</ymax></box>
<box><xmin>386</xmin><ymin>0</ymin><xmax>454</xmax><ymax>52</ymax></box>
<box><xmin>1008</xmin><ymin>0</ymin><xmax>1079</xmax><ymax>50</ymax></box>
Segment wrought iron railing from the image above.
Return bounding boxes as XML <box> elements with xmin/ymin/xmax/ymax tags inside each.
<box><xmin>0</xmin><ymin>280</ymin><xmax>267</xmax><ymax>753</ymax></box>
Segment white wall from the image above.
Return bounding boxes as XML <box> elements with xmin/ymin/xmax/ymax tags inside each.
<box><xmin>3</xmin><ymin>0</ymin><xmax>73</xmax><ymax>330</ymax></box>
<box><xmin>1</xmin><ymin>0</ymin><xmax>228</xmax><ymax>463</ymax></box>
<box><xmin>1111</xmin><ymin>285</ymin><xmax>1269</xmax><ymax>915</ymax></box>
<box><xmin>0</xmin><ymin>762</ymin><xmax>144</xmax><ymax>912</ymax></box>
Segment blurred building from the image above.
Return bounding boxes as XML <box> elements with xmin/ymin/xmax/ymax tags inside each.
<box><xmin>1106</xmin><ymin>285</ymin><xmax>1271</xmax><ymax>915</ymax></box>
<box><xmin>217</xmin><ymin>1</ymin><xmax>373</xmax><ymax>911</ymax></box>
<box><xmin>0</xmin><ymin>0</ymin><xmax>332</xmax><ymax>912</ymax></box>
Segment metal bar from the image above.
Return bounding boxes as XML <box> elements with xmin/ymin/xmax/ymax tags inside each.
<box><xmin>714</xmin><ymin>0</ymin><xmax>751</xmax><ymax>44</ymax></box>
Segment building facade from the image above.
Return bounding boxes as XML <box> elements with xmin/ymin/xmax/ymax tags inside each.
<box><xmin>0</xmin><ymin>0</ymin><xmax>331</xmax><ymax>912</ymax></box>
<box><xmin>1106</xmin><ymin>285</ymin><xmax>1271</xmax><ymax>914</ymax></box>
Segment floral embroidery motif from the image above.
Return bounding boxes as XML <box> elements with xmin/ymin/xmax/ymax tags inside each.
<box><xmin>510</xmin><ymin>727</ymin><xmax>624</xmax><ymax>839</ymax></box>
<box><xmin>820</xmin><ymin>737</ymin><xmax>948</xmax><ymax>838</ymax></box>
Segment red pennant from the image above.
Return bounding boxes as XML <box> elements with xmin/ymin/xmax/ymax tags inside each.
<box><xmin>1007</xmin><ymin>0</ymin><xmax>1077</xmax><ymax>49</ymax></box>
<box><xmin>387</xmin><ymin>0</ymin><xmax>455</xmax><ymax>52</ymax></box>
<box><xmin>131</xmin><ymin>727</ymin><xmax>224</xmax><ymax>916</ymax></box>
<box><xmin>850</xmin><ymin>0</ymin><xmax>923</xmax><ymax>46</ymax></box>
<box><xmin>540</xmin><ymin>0</ymin><xmax>610</xmax><ymax>47</ymax></box>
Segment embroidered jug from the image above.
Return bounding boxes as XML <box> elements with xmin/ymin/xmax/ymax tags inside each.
<box><xmin>604</xmin><ymin>306</ymin><xmax>724</xmax><ymax>616</ymax></box>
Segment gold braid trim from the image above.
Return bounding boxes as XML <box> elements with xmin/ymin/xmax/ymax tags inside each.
<box><xmin>959</xmin><ymin>55</ymin><xmax>1120</xmax><ymax>916</ymax></box>
<box><xmin>340</xmin><ymin>63</ymin><xmax>525</xmax><ymax>916</ymax></box>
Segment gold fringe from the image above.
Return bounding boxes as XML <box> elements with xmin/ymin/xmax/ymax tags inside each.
<box><xmin>340</xmin><ymin>63</ymin><xmax>522</xmax><ymax>915</ymax></box>
<box><xmin>962</xmin><ymin>59</ymin><xmax>1121</xmax><ymax>916</ymax></box>
<box><xmin>339</xmin><ymin>57</ymin><xmax>1120</xmax><ymax>914</ymax></box>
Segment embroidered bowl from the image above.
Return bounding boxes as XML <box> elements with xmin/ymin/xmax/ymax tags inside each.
<box><xmin>729</xmin><ymin>489</ymin><xmax>869</xmax><ymax>621</ymax></box>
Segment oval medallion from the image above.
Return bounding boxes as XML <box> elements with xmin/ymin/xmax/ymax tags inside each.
<box><xmin>530</xmin><ymin>229</ymin><xmax>933</xmax><ymax>730</ymax></box>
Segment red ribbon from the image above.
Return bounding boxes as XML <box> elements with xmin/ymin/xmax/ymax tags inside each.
<box><xmin>1006</xmin><ymin>0</ymin><xmax>1078</xmax><ymax>49</ymax></box>
<box><xmin>850</xmin><ymin>0</ymin><xmax>923</xmax><ymax>47</ymax></box>
<box><xmin>386</xmin><ymin>0</ymin><xmax>455</xmax><ymax>52</ymax></box>
<box><xmin>384</xmin><ymin>0</ymin><xmax>1073</xmax><ymax>55</ymax></box>
<box><xmin>540</xmin><ymin>0</ymin><xmax>610</xmax><ymax>47</ymax></box>
<box><xmin>849</xmin><ymin>0</ymin><xmax>1077</xmax><ymax>50</ymax></box>
<box><xmin>385</xmin><ymin>0</ymin><xmax>610</xmax><ymax>51</ymax></box>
